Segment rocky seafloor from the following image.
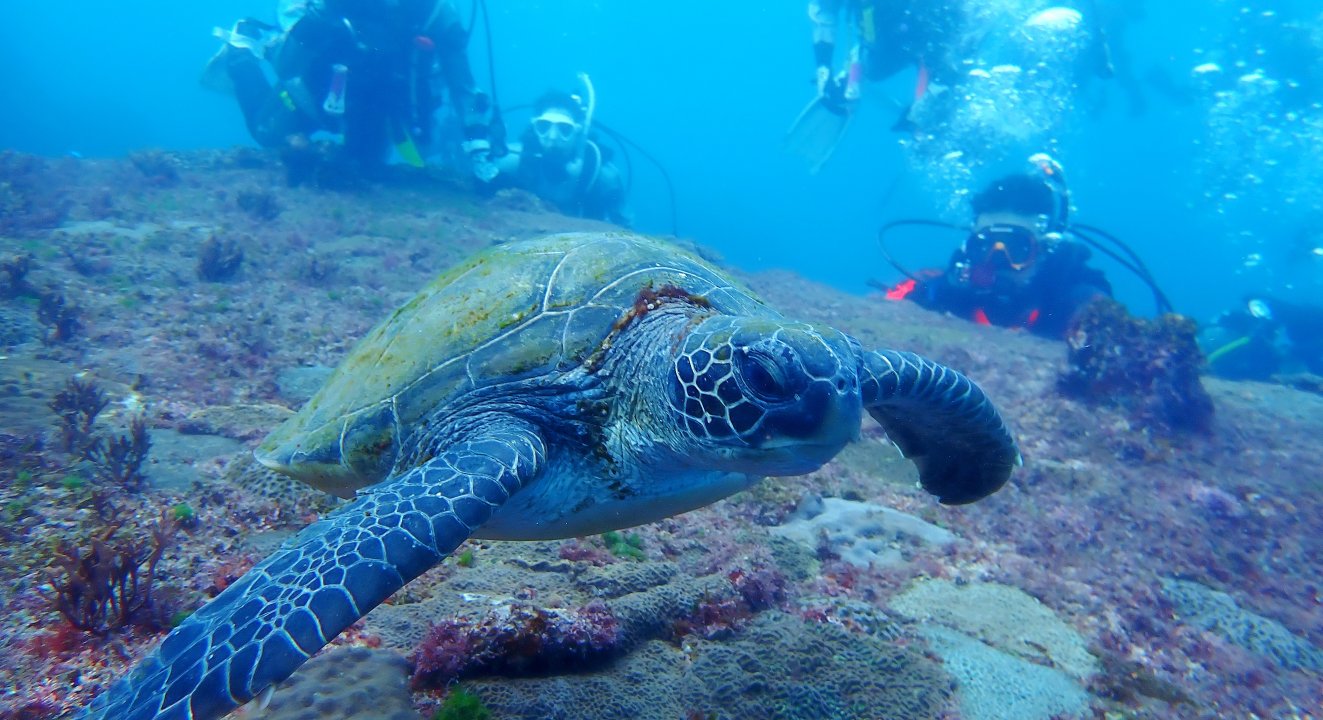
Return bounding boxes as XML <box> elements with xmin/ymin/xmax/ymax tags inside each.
<box><xmin>0</xmin><ymin>149</ymin><xmax>1319</xmax><ymax>720</ymax></box>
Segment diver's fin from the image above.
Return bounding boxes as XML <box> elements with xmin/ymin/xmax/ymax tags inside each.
<box><xmin>389</xmin><ymin>119</ymin><xmax>426</xmax><ymax>168</ymax></box>
<box><xmin>784</xmin><ymin>95</ymin><xmax>853</xmax><ymax>174</ymax></box>
<box><xmin>890</xmin><ymin>104</ymin><xmax>918</xmax><ymax>134</ymax></box>
<box><xmin>393</xmin><ymin>134</ymin><xmax>426</xmax><ymax>168</ymax></box>
<box><xmin>199</xmin><ymin>48</ymin><xmax>236</xmax><ymax>95</ymax></box>
<box><xmin>200</xmin><ymin>20</ymin><xmax>280</xmax><ymax>95</ymax></box>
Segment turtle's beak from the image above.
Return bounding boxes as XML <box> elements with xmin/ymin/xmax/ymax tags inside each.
<box><xmin>756</xmin><ymin>421</ymin><xmax>857</xmax><ymax>476</ymax></box>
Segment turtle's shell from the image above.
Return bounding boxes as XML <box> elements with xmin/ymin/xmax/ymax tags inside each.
<box><xmin>256</xmin><ymin>232</ymin><xmax>768</xmax><ymax>496</ymax></box>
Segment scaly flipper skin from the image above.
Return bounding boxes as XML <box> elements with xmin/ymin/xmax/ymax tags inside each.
<box><xmin>861</xmin><ymin>349</ymin><xmax>1021</xmax><ymax>505</ymax></box>
<box><xmin>80</xmin><ymin>420</ymin><xmax>545</xmax><ymax>720</ymax></box>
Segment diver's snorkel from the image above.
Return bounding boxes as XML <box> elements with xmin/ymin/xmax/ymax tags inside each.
<box><xmin>577</xmin><ymin>71</ymin><xmax>596</xmax><ymax>156</ymax></box>
<box><xmin>1028</xmin><ymin>152</ymin><xmax>1070</xmax><ymax>232</ymax></box>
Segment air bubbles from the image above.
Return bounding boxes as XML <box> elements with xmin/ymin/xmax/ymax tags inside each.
<box><xmin>1023</xmin><ymin>7</ymin><xmax>1083</xmax><ymax>31</ymax></box>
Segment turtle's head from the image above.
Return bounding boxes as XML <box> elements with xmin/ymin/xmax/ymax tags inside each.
<box><xmin>667</xmin><ymin>316</ymin><xmax>863</xmax><ymax>475</ymax></box>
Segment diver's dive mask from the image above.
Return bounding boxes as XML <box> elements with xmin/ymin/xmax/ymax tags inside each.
<box><xmin>532</xmin><ymin>110</ymin><xmax>581</xmax><ymax>151</ymax></box>
<box><xmin>963</xmin><ymin>224</ymin><xmax>1040</xmax><ymax>273</ymax></box>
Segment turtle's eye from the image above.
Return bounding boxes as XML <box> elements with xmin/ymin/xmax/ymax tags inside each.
<box><xmin>737</xmin><ymin>348</ymin><xmax>796</xmax><ymax>404</ymax></box>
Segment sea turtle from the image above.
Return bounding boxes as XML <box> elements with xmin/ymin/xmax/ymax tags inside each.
<box><xmin>82</xmin><ymin>232</ymin><xmax>1019</xmax><ymax>719</ymax></box>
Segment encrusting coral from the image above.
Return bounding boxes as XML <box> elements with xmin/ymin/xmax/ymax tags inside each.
<box><xmin>1058</xmin><ymin>298</ymin><xmax>1214</xmax><ymax>435</ymax></box>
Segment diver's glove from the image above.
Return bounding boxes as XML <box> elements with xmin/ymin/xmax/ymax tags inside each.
<box><xmin>816</xmin><ymin>65</ymin><xmax>831</xmax><ymax>96</ymax></box>
<box><xmin>462</xmin><ymin>138</ymin><xmax>499</xmax><ymax>183</ymax></box>
<box><xmin>461</xmin><ymin>91</ymin><xmax>505</xmax><ymax>182</ymax></box>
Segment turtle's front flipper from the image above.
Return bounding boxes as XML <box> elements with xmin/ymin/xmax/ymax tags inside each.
<box><xmin>80</xmin><ymin>420</ymin><xmax>545</xmax><ymax>720</ymax></box>
<box><xmin>861</xmin><ymin>350</ymin><xmax>1020</xmax><ymax>505</ymax></box>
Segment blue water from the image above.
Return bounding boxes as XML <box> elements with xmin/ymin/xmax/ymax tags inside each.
<box><xmin>3</xmin><ymin>0</ymin><xmax>1322</xmax><ymax>322</ymax></box>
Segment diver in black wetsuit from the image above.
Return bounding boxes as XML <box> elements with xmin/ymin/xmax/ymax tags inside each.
<box><xmin>885</xmin><ymin>154</ymin><xmax>1113</xmax><ymax>339</ymax></box>
<box><xmin>806</xmin><ymin>0</ymin><xmax>966</xmax><ymax>123</ymax></box>
<box><xmin>487</xmin><ymin>87</ymin><xmax>630</xmax><ymax>226</ymax></box>
<box><xmin>1203</xmin><ymin>296</ymin><xmax>1323</xmax><ymax>381</ymax></box>
<box><xmin>206</xmin><ymin>0</ymin><xmax>500</xmax><ymax>181</ymax></box>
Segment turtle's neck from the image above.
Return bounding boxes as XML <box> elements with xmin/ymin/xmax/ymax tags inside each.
<box><xmin>592</xmin><ymin>302</ymin><xmax>710</xmax><ymax>456</ymax></box>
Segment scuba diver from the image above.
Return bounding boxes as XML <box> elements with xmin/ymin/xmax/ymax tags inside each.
<box><xmin>204</xmin><ymin>0</ymin><xmax>501</xmax><ymax>183</ymax></box>
<box><xmin>883</xmin><ymin>154</ymin><xmax>1130</xmax><ymax>339</ymax></box>
<box><xmin>487</xmin><ymin>75</ymin><xmax>630</xmax><ymax>226</ymax></box>
<box><xmin>787</xmin><ymin>0</ymin><xmax>966</xmax><ymax>171</ymax></box>
<box><xmin>788</xmin><ymin>2</ymin><xmax>1120</xmax><ymax>172</ymax></box>
<box><xmin>808</xmin><ymin>0</ymin><xmax>965</xmax><ymax>103</ymax></box>
<box><xmin>1202</xmin><ymin>295</ymin><xmax>1323</xmax><ymax>381</ymax></box>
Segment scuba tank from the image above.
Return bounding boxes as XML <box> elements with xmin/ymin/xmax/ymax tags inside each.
<box><xmin>322</xmin><ymin>64</ymin><xmax>348</xmax><ymax>115</ymax></box>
